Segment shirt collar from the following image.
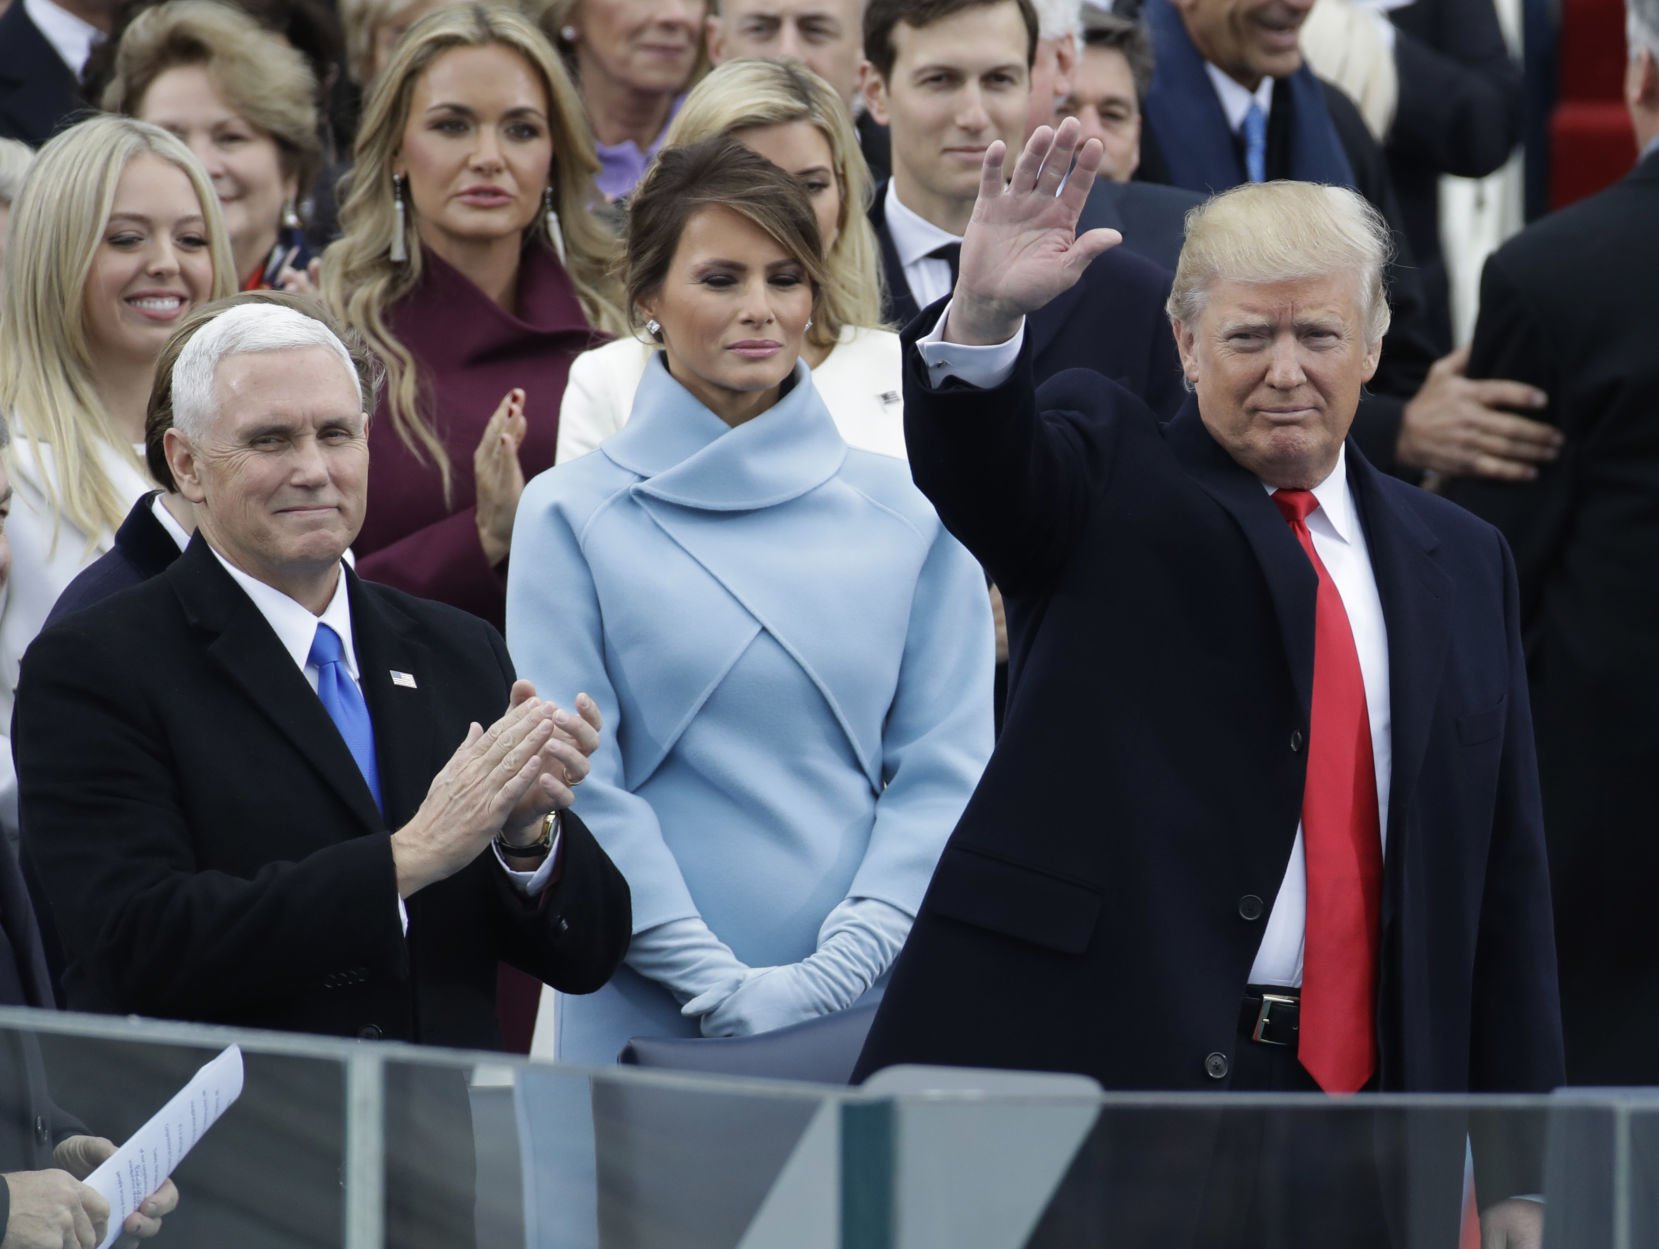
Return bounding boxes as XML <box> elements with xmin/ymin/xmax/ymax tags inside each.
<box><xmin>208</xmin><ymin>547</ymin><xmax>359</xmax><ymax>680</ymax></box>
<box><xmin>883</xmin><ymin>180</ymin><xmax>964</xmax><ymax>270</ymax></box>
<box><xmin>1205</xmin><ymin>61</ymin><xmax>1275</xmax><ymax>134</ymax></box>
<box><xmin>22</xmin><ymin>0</ymin><xmax>100</xmax><ymax>75</ymax></box>
<box><xmin>1261</xmin><ymin>445</ymin><xmax>1360</xmax><ymax>547</ymax></box>
<box><xmin>148</xmin><ymin>494</ymin><xmax>192</xmax><ymax>552</ymax></box>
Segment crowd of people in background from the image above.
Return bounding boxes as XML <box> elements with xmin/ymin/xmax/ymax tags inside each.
<box><xmin>0</xmin><ymin>0</ymin><xmax>1654</xmax><ymax>1237</ymax></box>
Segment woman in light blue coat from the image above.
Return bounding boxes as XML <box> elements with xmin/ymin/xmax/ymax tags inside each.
<box><xmin>508</xmin><ymin>137</ymin><xmax>993</xmax><ymax>1064</ymax></box>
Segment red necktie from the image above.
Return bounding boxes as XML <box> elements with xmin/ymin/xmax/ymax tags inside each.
<box><xmin>1272</xmin><ymin>489</ymin><xmax>1382</xmax><ymax>1094</ymax></box>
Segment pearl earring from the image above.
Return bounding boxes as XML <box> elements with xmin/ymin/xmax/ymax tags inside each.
<box><xmin>389</xmin><ymin>173</ymin><xmax>409</xmax><ymax>264</ymax></box>
<box><xmin>559</xmin><ymin>23</ymin><xmax>578</xmax><ymax>40</ymax></box>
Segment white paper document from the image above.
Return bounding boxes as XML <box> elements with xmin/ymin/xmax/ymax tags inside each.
<box><xmin>85</xmin><ymin>1044</ymin><xmax>244</xmax><ymax>1249</ymax></box>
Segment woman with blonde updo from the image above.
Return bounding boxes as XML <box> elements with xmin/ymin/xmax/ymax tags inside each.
<box><xmin>320</xmin><ymin>3</ymin><xmax>624</xmax><ymax>633</ymax></box>
<box><xmin>0</xmin><ymin>116</ymin><xmax>235</xmax><ymax>841</ymax></box>
<box><xmin>557</xmin><ymin>56</ymin><xmax>906</xmax><ymax>463</ymax></box>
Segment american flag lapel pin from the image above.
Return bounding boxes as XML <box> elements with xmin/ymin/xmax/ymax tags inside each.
<box><xmin>390</xmin><ymin>670</ymin><xmax>418</xmax><ymax>689</ymax></box>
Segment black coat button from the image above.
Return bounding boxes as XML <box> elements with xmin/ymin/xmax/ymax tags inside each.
<box><xmin>1290</xmin><ymin>730</ymin><xmax>1305</xmax><ymax>752</ymax></box>
<box><xmin>1238</xmin><ymin>895</ymin><xmax>1264</xmax><ymax>921</ymax></box>
<box><xmin>33</xmin><ymin>1115</ymin><xmax>48</xmax><ymax>1145</ymax></box>
<box><xmin>555</xmin><ymin>917</ymin><xmax>570</xmax><ymax>936</ymax></box>
<box><xmin>1204</xmin><ymin>1052</ymin><xmax>1230</xmax><ymax>1080</ymax></box>
<box><xmin>357</xmin><ymin>1024</ymin><xmax>383</xmax><ymax>1040</ymax></box>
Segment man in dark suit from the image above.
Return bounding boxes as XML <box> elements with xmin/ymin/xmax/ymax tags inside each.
<box><xmin>1443</xmin><ymin>1</ymin><xmax>1659</xmax><ymax>1087</ymax></box>
<box><xmin>0</xmin><ymin>0</ymin><xmax>107</xmax><ymax>145</ymax></box>
<box><xmin>854</xmin><ymin>119</ymin><xmax>1562</xmax><ymax>1247</ymax></box>
<box><xmin>1135</xmin><ymin>0</ymin><xmax>1562</xmax><ymax>486</ymax></box>
<box><xmin>860</xmin><ymin>0</ymin><xmax>1186</xmax><ymax>416</ymax></box>
<box><xmin>14</xmin><ymin>303</ymin><xmax>631</xmax><ymax>1245</ymax></box>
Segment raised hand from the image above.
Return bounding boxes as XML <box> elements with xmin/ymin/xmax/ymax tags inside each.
<box><xmin>947</xmin><ymin>116</ymin><xmax>1123</xmax><ymax>347</ymax></box>
<box><xmin>474</xmin><ymin>388</ymin><xmax>528</xmax><ymax>567</ymax></box>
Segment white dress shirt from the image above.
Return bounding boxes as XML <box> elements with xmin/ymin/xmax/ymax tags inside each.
<box><xmin>883</xmin><ymin>181</ymin><xmax>964</xmax><ymax>311</ymax></box>
<box><xmin>915</xmin><ymin>314</ymin><xmax>1393</xmax><ymax>987</ymax></box>
<box><xmin>22</xmin><ymin>0</ymin><xmax>101</xmax><ymax>75</ymax></box>
<box><xmin>1206</xmin><ymin>63</ymin><xmax>1276</xmax><ymax>136</ymax></box>
<box><xmin>206</xmin><ymin>550</ymin><xmax>559</xmax><ymax>929</ymax></box>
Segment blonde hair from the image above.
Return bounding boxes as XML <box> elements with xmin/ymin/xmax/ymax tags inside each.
<box><xmin>321</xmin><ymin>3</ymin><xmax>624</xmax><ymax>501</ymax></box>
<box><xmin>1168</xmin><ymin>181</ymin><xmax>1393</xmax><ymax>346</ymax></box>
<box><xmin>102</xmin><ymin>0</ymin><xmax>325</xmax><ymax>206</ymax></box>
<box><xmin>663</xmin><ymin>58</ymin><xmax>885</xmax><ymax>348</ymax></box>
<box><xmin>341</xmin><ymin>0</ymin><xmax>466</xmax><ymax>86</ymax></box>
<box><xmin>0</xmin><ymin>116</ymin><xmax>235</xmax><ymax>547</ymax></box>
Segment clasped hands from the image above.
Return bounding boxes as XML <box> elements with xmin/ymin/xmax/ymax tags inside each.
<box><xmin>943</xmin><ymin>116</ymin><xmax>1123</xmax><ymax>347</ymax></box>
<box><xmin>2</xmin><ymin>1135</ymin><xmax>178</xmax><ymax>1249</ymax></box>
<box><xmin>390</xmin><ymin>679</ymin><xmax>601</xmax><ymax>897</ymax></box>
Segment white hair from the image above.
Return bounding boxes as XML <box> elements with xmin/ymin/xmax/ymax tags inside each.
<box><xmin>172</xmin><ymin>304</ymin><xmax>363</xmax><ymax>441</ymax></box>
<box><xmin>1630</xmin><ymin>0</ymin><xmax>1659</xmax><ymax>59</ymax></box>
<box><xmin>1031</xmin><ymin>0</ymin><xmax>1083</xmax><ymax>42</ymax></box>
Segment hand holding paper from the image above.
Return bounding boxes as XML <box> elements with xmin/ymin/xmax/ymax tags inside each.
<box><xmin>83</xmin><ymin>1045</ymin><xmax>243</xmax><ymax>1249</ymax></box>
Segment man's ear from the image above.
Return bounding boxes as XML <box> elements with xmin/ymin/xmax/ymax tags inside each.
<box><xmin>705</xmin><ymin>13</ymin><xmax>727</xmax><ymax>63</ymax></box>
<box><xmin>165</xmin><ymin>428</ymin><xmax>207</xmax><ymax>505</ymax></box>
<box><xmin>861</xmin><ymin>61</ymin><xmax>891</xmax><ymax>126</ymax></box>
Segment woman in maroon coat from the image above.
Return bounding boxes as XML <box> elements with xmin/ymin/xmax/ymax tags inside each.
<box><xmin>321</xmin><ymin>3</ymin><xmax>625</xmax><ymax>629</ymax></box>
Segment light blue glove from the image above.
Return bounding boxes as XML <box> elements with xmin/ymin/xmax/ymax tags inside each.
<box><xmin>625</xmin><ymin>917</ymin><xmax>750</xmax><ymax>1007</ymax></box>
<box><xmin>690</xmin><ymin>898</ymin><xmax>912</xmax><ymax>1037</ymax></box>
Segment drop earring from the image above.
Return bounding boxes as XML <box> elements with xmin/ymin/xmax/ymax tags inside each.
<box><xmin>389</xmin><ymin>173</ymin><xmax>409</xmax><ymax>264</ymax></box>
<box><xmin>542</xmin><ymin>186</ymin><xmax>567</xmax><ymax>266</ymax></box>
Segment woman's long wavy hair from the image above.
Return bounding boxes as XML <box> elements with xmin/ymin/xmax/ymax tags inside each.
<box><xmin>320</xmin><ymin>3</ymin><xmax>624</xmax><ymax>500</ymax></box>
<box><xmin>662</xmin><ymin>58</ymin><xmax>886</xmax><ymax>348</ymax></box>
<box><xmin>0</xmin><ymin>116</ymin><xmax>235</xmax><ymax>549</ymax></box>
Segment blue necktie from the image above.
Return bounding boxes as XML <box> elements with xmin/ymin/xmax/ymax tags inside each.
<box><xmin>309</xmin><ymin>623</ymin><xmax>382</xmax><ymax>813</ymax></box>
<box><xmin>1241</xmin><ymin>101</ymin><xmax>1268</xmax><ymax>183</ymax></box>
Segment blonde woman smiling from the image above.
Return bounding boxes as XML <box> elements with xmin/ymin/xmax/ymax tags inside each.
<box><xmin>0</xmin><ymin>116</ymin><xmax>234</xmax><ymax>840</ymax></box>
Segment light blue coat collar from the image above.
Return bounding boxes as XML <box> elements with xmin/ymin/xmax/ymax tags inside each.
<box><xmin>603</xmin><ymin>354</ymin><xmax>847</xmax><ymax>509</ymax></box>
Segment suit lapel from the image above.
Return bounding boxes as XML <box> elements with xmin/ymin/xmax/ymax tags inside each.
<box><xmin>1164</xmin><ymin>402</ymin><xmax>1317</xmax><ymax>715</ymax></box>
<box><xmin>869</xmin><ymin>184</ymin><xmax>921</xmax><ymax>328</ymax></box>
<box><xmin>1345</xmin><ymin>457</ymin><xmax>1452</xmax><ymax>854</ymax></box>
<box><xmin>167</xmin><ymin>539</ymin><xmax>385</xmax><ymax>832</ymax></box>
<box><xmin>350</xmin><ymin>576</ymin><xmax>441</xmax><ymax>829</ymax></box>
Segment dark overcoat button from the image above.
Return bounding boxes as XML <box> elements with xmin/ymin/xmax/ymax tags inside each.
<box><xmin>357</xmin><ymin>1024</ymin><xmax>383</xmax><ymax>1040</ymax></box>
<box><xmin>1204</xmin><ymin>1052</ymin><xmax>1230</xmax><ymax>1080</ymax></box>
<box><xmin>1290</xmin><ymin>730</ymin><xmax>1305</xmax><ymax>752</ymax></box>
<box><xmin>33</xmin><ymin>1115</ymin><xmax>48</xmax><ymax>1145</ymax></box>
<box><xmin>1238</xmin><ymin>895</ymin><xmax>1264</xmax><ymax>921</ymax></box>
